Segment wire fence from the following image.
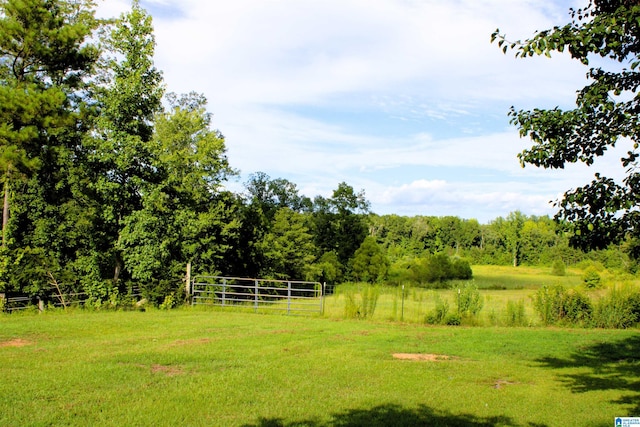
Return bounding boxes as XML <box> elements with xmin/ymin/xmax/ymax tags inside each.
<box><xmin>191</xmin><ymin>276</ymin><xmax>325</xmax><ymax>315</ymax></box>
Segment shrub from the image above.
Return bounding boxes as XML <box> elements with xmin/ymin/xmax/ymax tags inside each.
<box><xmin>504</xmin><ymin>300</ymin><xmax>527</xmax><ymax>327</ymax></box>
<box><xmin>591</xmin><ymin>287</ymin><xmax>638</xmax><ymax>329</ymax></box>
<box><xmin>407</xmin><ymin>254</ymin><xmax>474</xmax><ymax>288</ymax></box>
<box><xmin>425</xmin><ymin>295</ymin><xmax>449</xmax><ymax>324</ymax></box>
<box><xmin>444</xmin><ymin>313</ymin><xmax>462</xmax><ymax>326</ymax></box>
<box><xmin>451</xmin><ymin>258</ymin><xmax>473</xmax><ymax>280</ymax></box>
<box><xmin>159</xmin><ymin>293</ymin><xmax>177</xmax><ymax>310</ymax></box>
<box><xmin>456</xmin><ymin>284</ymin><xmax>483</xmax><ymax>317</ymax></box>
<box><xmin>562</xmin><ymin>290</ymin><xmax>592</xmax><ymax>325</ymax></box>
<box><xmin>551</xmin><ymin>259</ymin><xmax>566</xmax><ymax>276</ymax></box>
<box><xmin>533</xmin><ymin>285</ymin><xmax>566</xmax><ymax>325</ymax></box>
<box><xmin>341</xmin><ymin>284</ymin><xmax>380</xmax><ymax>319</ymax></box>
<box><xmin>360</xmin><ymin>285</ymin><xmax>380</xmax><ymax>318</ymax></box>
<box><xmin>582</xmin><ymin>267</ymin><xmax>602</xmax><ymax>289</ymax></box>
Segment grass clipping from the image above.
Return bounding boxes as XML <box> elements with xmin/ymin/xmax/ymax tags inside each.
<box><xmin>392</xmin><ymin>353</ymin><xmax>452</xmax><ymax>361</ymax></box>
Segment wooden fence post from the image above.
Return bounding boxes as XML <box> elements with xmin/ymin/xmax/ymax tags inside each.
<box><xmin>185</xmin><ymin>262</ymin><xmax>192</xmax><ymax>298</ymax></box>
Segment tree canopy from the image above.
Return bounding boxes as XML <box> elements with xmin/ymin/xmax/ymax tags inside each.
<box><xmin>492</xmin><ymin>0</ymin><xmax>640</xmax><ymax>252</ymax></box>
<box><xmin>0</xmin><ymin>0</ymin><xmax>637</xmax><ymax>308</ymax></box>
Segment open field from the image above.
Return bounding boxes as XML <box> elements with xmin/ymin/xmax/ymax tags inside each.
<box><xmin>1</xmin><ymin>309</ymin><xmax>639</xmax><ymax>426</ymax></box>
<box><xmin>322</xmin><ymin>265</ymin><xmax>640</xmax><ymax>325</ymax></box>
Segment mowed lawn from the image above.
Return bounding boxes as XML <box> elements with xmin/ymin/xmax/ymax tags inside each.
<box><xmin>1</xmin><ymin>309</ymin><xmax>639</xmax><ymax>426</ymax></box>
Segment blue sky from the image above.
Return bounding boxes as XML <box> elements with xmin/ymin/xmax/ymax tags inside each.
<box><xmin>98</xmin><ymin>0</ymin><xmax>627</xmax><ymax>223</ymax></box>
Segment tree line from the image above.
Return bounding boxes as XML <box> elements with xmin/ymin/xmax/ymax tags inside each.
<box><xmin>1</xmin><ymin>0</ymin><xmax>638</xmax><ymax>308</ymax></box>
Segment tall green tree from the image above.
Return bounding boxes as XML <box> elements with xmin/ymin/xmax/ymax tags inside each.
<box><xmin>350</xmin><ymin>236</ymin><xmax>389</xmax><ymax>283</ymax></box>
<box><xmin>493</xmin><ymin>1</ymin><xmax>640</xmax><ymax>252</ymax></box>
<box><xmin>257</xmin><ymin>207</ymin><xmax>317</xmax><ymax>280</ymax></box>
<box><xmin>119</xmin><ymin>92</ymin><xmax>237</xmax><ymax>303</ymax></box>
<box><xmin>0</xmin><ymin>0</ymin><xmax>100</xmax><ymax>292</ymax></box>
<box><xmin>312</xmin><ymin>182</ymin><xmax>370</xmax><ymax>266</ymax></box>
<box><xmin>86</xmin><ymin>0</ymin><xmax>164</xmax><ymax>288</ymax></box>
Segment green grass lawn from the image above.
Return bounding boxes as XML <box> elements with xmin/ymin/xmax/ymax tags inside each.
<box><xmin>1</xmin><ymin>309</ymin><xmax>639</xmax><ymax>426</ymax></box>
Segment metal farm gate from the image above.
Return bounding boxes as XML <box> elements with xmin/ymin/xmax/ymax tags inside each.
<box><xmin>190</xmin><ymin>276</ymin><xmax>325</xmax><ymax>315</ymax></box>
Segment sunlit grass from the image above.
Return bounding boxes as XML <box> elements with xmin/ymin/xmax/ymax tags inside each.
<box><xmin>323</xmin><ymin>265</ymin><xmax>640</xmax><ymax>326</ymax></box>
<box><xmin>0</xmin><ymin>309</ymin><xmax>638</xmax><ymax>426</ymax></box>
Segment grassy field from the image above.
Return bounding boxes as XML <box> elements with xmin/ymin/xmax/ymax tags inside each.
<box><xmin>322</xmin><ymin>265</ymin><xmax>640</xmax><ymax>325</ymax></box>
<box><xmin>1</xmin><ymin>308</ymin><xmax>639</xmax><ymax>426</ymax></box>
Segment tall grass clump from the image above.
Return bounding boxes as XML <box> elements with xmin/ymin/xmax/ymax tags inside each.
<box><xmin>456</xmin><ymin>283</ymin><xmax>483</xmax><ymax>318</ymax></box>
<box><xmin>339</xmin><ymin>283</ymin><xmax>380</xmax><ymax>319</ymax></box>
<box><xmin>533</xmin><ymin>284</ymin><xmax>566</xmax><ymax>325</ymax></box>
<box><xmin>425</xmin><ymin>294</ymin><xmax>450</xmax><ymax>325</ymax></box>
<box><xmin>591</xmin><ymin>286</ymin><xmax>639</xmax><ymax>329</ymax></box>
<box><xmin>551</xmin><ymin>259</ymin><xmax>566</xmax><ymax>276</ymax></box>
<box><xmin>504</xmin><ymin>299</ymin><xmax>528</xmax><ymax>326</ymax></box>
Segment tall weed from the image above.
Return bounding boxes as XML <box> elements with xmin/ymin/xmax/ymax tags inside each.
<box><xmin>533</xmin><ymin>285</ymin><xmax>566</xmax><ymax>325</ymax></box>
<box><xmin>341</xmin><ymin>284</ymin><xmax>380</xmax><ymax>319</ymax></box>
<box><xmin>456</xmin><ymin>283</ymin><xmax>483</xmax><ymax>317</ymax></box>
<box><xmin>504</xmin><ymin>300</ymin><xmax>528</xmax><ymax>326</ymax></box>
<box><xmin>591</xmin><ymin>287</ymin><xmax>638</xmax><ymax>329</ymax></box>
<box><xmin>425</xmin><ymin>294</ymin><xmax>449</xmax><ymax>324</ymax></box>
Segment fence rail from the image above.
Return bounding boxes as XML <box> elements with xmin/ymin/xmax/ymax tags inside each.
<box><xmin>1</xmin><ymin>287</ymin><xmax>142</xmax><ymax>313</ymax></box>
<box><xmin>191</xmin><ymin>276</ymin><xmax>325</xmax><ymax>315</ymax></box>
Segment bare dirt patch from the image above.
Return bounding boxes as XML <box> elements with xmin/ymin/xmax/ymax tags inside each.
<box><xmin>392</xmin><ymin>353</ymin><xmax>453</xmax><ymax>362</ymax></box>
<box><xmin>151</xmin><ymin>364</ymin><xmax>184</xmax><ymax>377</ymax></box>
<box><xmin>492</xmin><ymin>379</ymin><xmax>519</xmax><ymax>389</ymax></box>
<box><xmin>0</xmin><ymin>339</ymin><xmax>31</xmax><ymax>348</ymax></box>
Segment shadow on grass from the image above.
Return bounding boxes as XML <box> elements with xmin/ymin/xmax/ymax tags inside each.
<box><xmin>535</xmin><ymin>334</ymin><xmax>640</xmax><ymax>415</ymax></box>
<box><xmin>242</xmin><ymin>403</ymin><xmax>547</xmax><ymax>427</ymax></box>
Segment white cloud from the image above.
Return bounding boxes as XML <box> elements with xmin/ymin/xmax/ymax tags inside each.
<box><xmin>96</xmin><ymin>0</ymin><xmax>623</xmax><ymax>222</ymax></box>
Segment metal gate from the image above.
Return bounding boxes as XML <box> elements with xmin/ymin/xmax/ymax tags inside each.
<box><xmin>190</xmin><ymin>276</ymin><xmax>324</xmax><ymax>315</ymax></box>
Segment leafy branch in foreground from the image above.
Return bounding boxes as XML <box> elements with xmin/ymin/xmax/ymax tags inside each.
<box><xmin>493</xmin><ymin>1</ymin><xmax>640</xmax><ymax>252</ymax></box>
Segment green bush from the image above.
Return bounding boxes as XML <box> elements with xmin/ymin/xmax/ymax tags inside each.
<box><xmin>451</xmin><ymin>258</ymin><xmax>473</xmax><ymax>280</ymax></box>
<box><xmin>456</xmin><ymin>284</ymin><xmax>483</xmax><ymax>317</ymax></box>
<box><xmin>444</xmin><ymin>313</ymin><xmax>462</xmax><ymax>326</ymax></box>
<box><xmin>341</xmin><ymin>284</ymin><xmax>379</xmax><ymax>319</ymax></box>
<box><xmin>504</xmin><ymin>300</ymin><xmax>528</xmax><ymax>326</ymax></box>
<box><xmin>533</xmin><ymin>285</ymin><xmax>566</xmax><ymax>325</ymax></box>
<box><xmin>425</xmin><ymin>295</ymin><xmax>449</xmax><ymax>324</ymax></box>
<box><xmin>591</xmin><ymin>287</ymin><xmax>638</xmax><ymax>329</ymax></box>
<box><xmin>582</xmin><ymin>267</ymin><xmax>602</xmax><ymax>289</ymax></box>
<box><xmin>562</xmin><ymin>290</ymin><xmax>592</xmax><ymax>325</ymax></box>
<box><xmin>551</xmin><ymin>259</ymin><xmax>566</xmax><ymax>276</ymax></box>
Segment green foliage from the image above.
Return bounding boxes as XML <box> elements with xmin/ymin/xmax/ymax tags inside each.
<box><xmin>397</xmin><ymin>254</ymin><xmax>473</xmax><ymax>288</ymax></box>
<box><xmin>563</xmin><ymin>290</ymin><xmax>593</xmax><ymax>325</ymax></box>
<box><xmin>350</xmin><ymin>236</ymin><xmax>389</xmax><ymax>283</ymax></box>
<box><xmin>444</xmin><ymin>313</ymin><xmax>462</xmax><ymax>326</ymax></box>
<box><xmin>258</xmin><ymin>208</ymin><xmax>317</xmax><ymax>280</ymax></box>
<box><xmin>551</xmin><ymin>259</ymin><xmax>566</xmax><ymax>276</ymax></box>
<box><xmin>582</xmin><ymin>267</ymin><xmax>602</xmax><ymax>288</ymax></box>
<box><xmin>451</xmin><ymin>258</ymin><xmax>473</xmax><ymax>280</ymax></box>
<box><xmin>339</xmin><ymin>283</ymin><xmax>380</xmax><ymax>319</ymax></box>
<box><xmin>533</xmin><ymin>285</ymin><xmax>567</xmax><ymax>326</ymax></box>
<box><xmin>504</xmin><ymin>300</ymin><xmax>528</xmax><ymax>326</ymax></box>
<box><xmin>315</xmin><ymin>251</ymin><xmax>342</xmax><ymax>284</ymax></box>
<box><xmin>494</xmin><ymin>2</ymin><xmax>640</xmax><ymax>251</ymax></box>
<box><xmin>159</xmin><ymin>293</ymin><xmax>177</xmax><ymax>310</ymax></box>
<box><xmin>591</xmin><ymin>287</ymin><xmax>639</xmax><ymax>329</ymax></box>
<box><xmin>311</xmin><ymin>182</ymin><xmax>369</xmax><ymax>267</ymax></box>
<box><xmin>456</xmin><ymin>284</ymin><xmax>484</xmax><ymax>317</ymax></box>
<box><xmin>425</xmin><ymin>294</ymin><xmax>449</xmax><ymax>325</ymax></box>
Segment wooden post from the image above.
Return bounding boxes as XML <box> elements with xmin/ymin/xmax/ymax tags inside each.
<box><xmin>254</xmin><ymin>279</ymin><xmax>259</xmax><ymax>312</ymax></box>
<box><xmin>185</xmin><ymin>262</ymin><xmax>192</xmax><ymax>298</ymax></box>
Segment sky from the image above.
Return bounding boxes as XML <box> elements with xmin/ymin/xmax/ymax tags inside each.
<box><xmin>97</xmin><ymin>0</ymin><xmax>627</xmax><ymax>223</ymax></box>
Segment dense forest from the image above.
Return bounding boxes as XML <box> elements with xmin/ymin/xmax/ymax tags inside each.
<box><xmin>1</xmin><ymin>0</ymin><xmax>637</xmax><ymax>308</ymax></box>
